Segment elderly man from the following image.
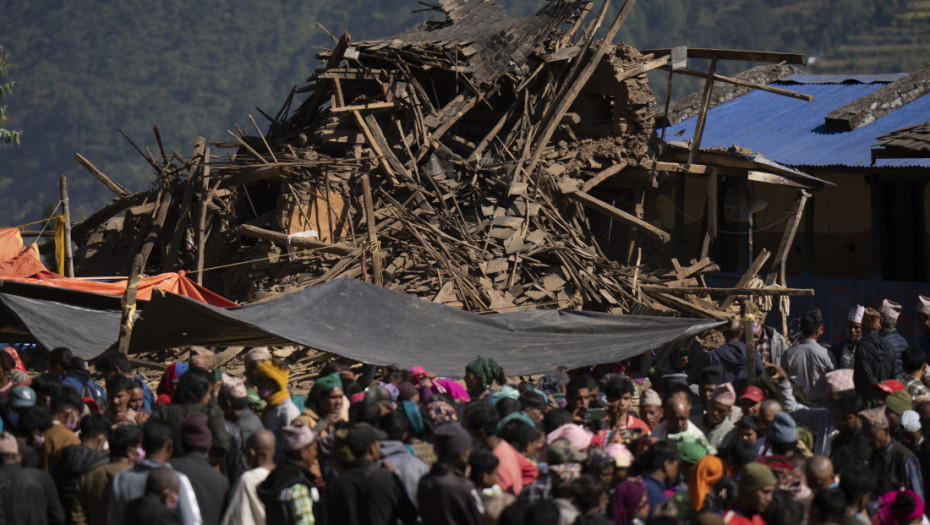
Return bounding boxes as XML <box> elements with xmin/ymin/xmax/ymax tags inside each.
<box><xmin>650</xmin><ymin>386</ymin><xmax>706</xmax><ymax>440</ymax></box>
<box><xmin>916</xmin><ymin>296</ymin><xmax>930</xmax><ymax>358</ymax></box>
<box><xmin>783</xmin><ymin>309</ymin><xmax>834</xmax><ymax>405</ymax></box>
<box><xmin>861</xmin><ymin>407</ymin><xmax>924</xmax><ymax>503</ymax></box>
<box><xmin>831</xmin><ymin>306</ymin><xmax>864</xmax><ymax>369</ymax></box>
<box><xmin>694</xmin><ymin>383</ymin><xmax>739</xmax><ymax>450</ymax></box>
<box><xmin>639</xmin><ymin>389</ymin><xmax>663</xmax><ymax>431</ymax></box>
<box><xmin>257</xmin><ymin>425</ymin><xmax>319</xmax><ymax>525</ymax></box>
<box><xmin>753</xmin><ymin>400</ymin><xmax>782</xmax><ymax>457</ymax></box>
<box><xmin>880</xmin><ymin>299</ymin><xmax>909</xmax><ymax>374</ymax></box>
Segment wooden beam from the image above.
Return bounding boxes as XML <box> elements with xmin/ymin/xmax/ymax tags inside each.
<box><xmin>657</xmin><ymin>66</ymin><xmax>813</xmax><ymax>102</ymax></box>
<box><xmin>688</xmin><ymin>58</ymin><xmax>718</xmax><ymax>165</ymax></box>
<box><xmin>330</xmin><ymin>101</ymin><xmax>395</xmax><ymax>113</ymax></box>
<box><xmin>720</xmin><ymin>248</ymin><xmax>771</xmax><ymax>310</ymax></box>
<box><xmin>71</xmin><ymin>192</ymin><xmax>149</xmax><ymax>240</ymax></box>
<box><xmin>581</xmin><ymin>161</ymin><xmax>628</xmax><ymax>193</ymax></box>
<box><xmin>163</xmin><ymin>137</ymin><xmax>205</xmax><ymax>272</ymax></box>
<box><xmin>640</xmin><ymin>285</ymin><xmax>814</xmax><ymax>296</ymax></box>
<box><xmin>59</xmin><ymin>176</ymin><xmax>74</xmax><ymax>277</ymax></box>
<box><xmin>218</xmin><ymin>166</ymin><xmax>283</xmax><ymax>188</ymax></box>
<box><xmin>118</xmin><ymin>254</ymin><xmax>143</xmax><ymax>354</ymax></box>
<box><xmin>567</xmin><ymin>190</ymin><xmax>671</xmax><ymax>243</ymax></box>
<box><xmin>642</xmin><ymin>47</ymin><xmax>805</xmax><ymax>65</ymax></box>
<box><xmin>360</xmin><ymin>175</ymin><xmax>383</xmax><ymax>286</ymax></box>
<box><xmin>195</xmin><ymin>146</ymin><xmax>210</xmax><ymax>285</ymax></box>
<box><xmin>74</xmin><ymin>154</ymin><xmax>131</xmax><ymax>197</ymax></box>
<box><xmin>747</xmin><ymin>170</ymin><xmax>821</xmax><ymax>190</ymax></box>
<box><xmin>235</xmin><ymin>224</ymin><xmax>355</xmax><ymax>256</ymax></box>
<box><xmin>765</xmin><ymin>190</ymin><xmax>811</xmax><ymax>285</ymax></box>
<box><xmin>652</xmin><ymin>160</ymin><xmax>712</xmax><ymax>174</ymax></box>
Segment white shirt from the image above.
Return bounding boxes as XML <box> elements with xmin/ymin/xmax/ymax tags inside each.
<box><xmin>220</xmin><ymin>466</ymin><xmax>271</xmax><ymax>525</ymax></box>
<box><xmin>649</xmin><ymin>420</ymin><xmax>707</xmax><ymax>440</ymax></box>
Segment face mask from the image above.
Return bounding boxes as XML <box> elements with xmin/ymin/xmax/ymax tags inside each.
<box><xmin>32</xmin><ymin>435</ymin><xmax>46</xmax><ymax>449</ymax></box>
<box><xmin>753</xmin><ymin>321</ymin><xmax>762</xmax><ymax>336</ymax></box>
<box><xmin>133</xmin><ymin>447</ymin><xmax>146</xmax><ymax>464</ymax></box>
<box><xmin>259</xmin><ymin>388</ymin><xmax>273</xmax><ymax>400</ymax></box>
<box><xmin>65</xmin><ymin>414</ymin><xmax>78</xmax><ymax>431</ymax></box>
<box><xmin>166</xmin><ymin>494</ymin><xmax>179</xmax><ymax>510</ymax></box>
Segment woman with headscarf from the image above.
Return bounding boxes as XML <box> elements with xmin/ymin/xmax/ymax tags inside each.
<box><xmin>151</xmin><ymin>366</ymin><xmax>230</xmax><ymax>457</ymax></box>
<box><xmin>465</xmin><ymin>356</ymin><xmax>506</xmax><ymax>400</ymax></box>
<box><xmin>689</xmin><ymin>455</ymin><xmax>726</xmax><ymax>514</ymax></box>
<box><xmin>410</xmin><ymin>366</ymin><xmax>471</xmax><ymax>403</ymax></box>
<box><xmin>252</xmin><ymin>359</ymin><xmax>301</xmax><ymax>442</ymax></box>
<box><xmin>610</xmin><ymin>479</ymin><xmax>648</xmax><ymax>525</ymax></box>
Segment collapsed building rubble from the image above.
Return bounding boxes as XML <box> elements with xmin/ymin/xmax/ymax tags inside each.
<box><xmin>66</xmin><ymin>0</ymin><xmax>816</xmax><ymax>331</ymax></box>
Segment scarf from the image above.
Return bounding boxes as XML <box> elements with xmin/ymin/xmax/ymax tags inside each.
<box><xmin>689</xmin><ymin>455</ymin><xmax>725</xmax><ymax>512</ymax></box>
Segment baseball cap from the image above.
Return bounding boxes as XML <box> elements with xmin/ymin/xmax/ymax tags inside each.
<box><xmin>739</xmin><ymin>386</ymin><xmax>764</xmax><ymax>403</ymax></box>
<box><xmin>10</xmin><ymin>386</ymin><xmax>36</xmax><ymax>408</ymax></box>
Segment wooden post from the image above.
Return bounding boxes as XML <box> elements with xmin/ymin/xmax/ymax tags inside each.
<box><xmin>764</xmin><ymin>190</ymin><xmax>810</xmax><ymax>286</ymax></box>
<box><xmin>118</xmin><ymin>254</ymin><xmax>144</xmax><ymax>354</ymax></box>
<box><xmin>743</xmin><ymin>299</ymin><xmax>757</xmax><ymax>384</ymax></box>
<box><xmin>59</xmin><ymin>175</ymin><xmax>75</xmax><ymax>278</ymax></box>
<box><xmin>360</xmin><ymin>175</ymin><xmax>383</xmax><ymax>286</ymax></box>
<box><xmin>195</xmin><ymin>146</ymin><xmax>210</xmax><ymax>285</ymax></box>
<box><xmin>163</xmin><ymin>137</ymin><xmax>206</xmax><ymax>272</ymax></box>
<box><xmin>688</xmin><ymin>58</ymin><xmax>718</xmax><ymax>165</ymax></box>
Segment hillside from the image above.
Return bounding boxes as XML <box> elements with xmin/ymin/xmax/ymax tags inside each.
<box><xmin>1</xmin><ymin>0</ymin><xmax>928</xmax><ymax>228</ymax></box>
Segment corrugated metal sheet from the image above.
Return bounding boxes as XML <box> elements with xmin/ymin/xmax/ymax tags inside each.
<box><xmin>662</xmin><ymin>76</ymin><xmax>930</xmax><ymax>168</ymax></box>
<box><xmin>782</xmin><ymin>73</ymin><xmax>907</xmax><ymax>84</ymax></box>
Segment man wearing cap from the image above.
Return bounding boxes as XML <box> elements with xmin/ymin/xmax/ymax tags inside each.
<box><xmin>328</xmin><ymin>422</ymin><xmax>416</xmax><ymax>525</ymax></box>
<box><xmin>218</xmin><ymin>374</ymin><xmax>262</xmax><ymax>485</ymax></box>
<box><xmin>762</xmin><ymin>412</ymin><xmax>805</xmax><ymax>459</ymax></box>
<box><xmin>783</xmin><ymin>310</ymin><xmax>835</xmax><ymax>405</ymax></box>
<box><xmin>707</xmin><ymin>320</ymin><xmax>765</xmax><ymax>392</ymax></box>
<box><xmin>0</xmin><ymin>431</ymin><xmax>65</xmax><ymax>524</ymax></box>
<box><xmin>170</xmin><ymin>412</ymin><xmax>229</xmax><ymax>525</ymax></box>
<box><xmin>854</xmin><ymin>308</ymin><xmax>897</xmax><ymax>401</ymax></box>
<box><xmin>257</xmin><ymin>424</ymin><xmax>319</xmax><ymax>525</ymax></box>
<box><xmin>639</xmin><ymin>389</ymin><xmax>663</xmax><ymax>432</ymax></box>
<box><xmin>418</xmin><ymin>423</ymin><xmax>482</xmax><ymax>525</ymax></box>
<box><xmin>738</xmin><ymin>386</ymin><xmax>765</xmax><ymax>418</ymax></box>
<box><xmin>695</xmin><ymin>383</ymin><xmax>739</xmax><ymax>450</ymax></box>
<box><xmin>831</xmin><ymin>306</ymin><xmax>864</xmax><ymax>369</ymax></box>
<box><xmin>722</xmin><ymin>462</ymin><xmax>777</xmax><ymax>525</ymax></box>
<box><xmin>900</xmin><ymin>410</ymin><xmax>923</xmax><ymax>453</ymax></box>
<box><xmin>3</xmin><ymin>384</ymin><xmax>35</xmax><ymax>431</ymax></box>
<box><xmin>861</xmin><ymin>406</ymin><xmax>924</xmax><ymax>503</ymax></box>
<box><xmin>880</xmin><ymin>299</ymin><xmax>909</xmax><ymax>374</ymax></box>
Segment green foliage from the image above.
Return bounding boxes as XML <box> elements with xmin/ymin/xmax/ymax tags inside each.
<box><xmin>0</xmin><ymin>0</ymin><xmax>928</xmax><ymax>226</ymax></box>
<box><xmin>0</xmin><ymin>50</ymin><xmax>21</xmax><ymax>147</ymax></box>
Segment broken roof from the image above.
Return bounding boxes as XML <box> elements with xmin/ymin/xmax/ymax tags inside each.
<box><xmin>873</xmin><ymin>120</ymin><xmax>930</xmax><ymax>161</ymax></box>
<box><xmin>662</xmin><ymin>74</ymin><xmax>930</xmax><ymax>169</ymax></box>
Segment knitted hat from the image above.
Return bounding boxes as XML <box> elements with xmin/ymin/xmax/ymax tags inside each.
<box><xmin>918</xmin><ymin>296</ymin><xmax>930</xmax><ymax>316</ymax></box>
<box><xmin>711</xmin><ymin>383</ymin><xmax>736</xmax><ymax>407</ymax></box>
<box><xmin>769</xmin><ymin>412</ymin><xmax>798</xmax><ymax>445</ymax></box>
<box><xmin>676</xmin><ymin>439</ymin><xmax>711</xmax><ymax>465</ymax></box>
<box><xmin>180</xmin><ymin>412</ymin><xmax>212</xmax><ymax>450</ymax></box>
<box><xmin>885</xmin><ymin>389</ymin><xmax>913</xmax><ymax>416</ymax></box>
<box><xmin>880</xmin><ymin>299</ymin><xmax>902</xmax><ymax>322</ymax></box>
<box><xmin>860</xmin><ymin>407</ymin><xmax>890</xmax><ymax>430</ymax></box>
<box><xmin>308</xmin><ymin>373</ymin><xmax>342</xmax><ymax>403</ymax></box>
<box><xmin>425</xmin><ymin>399</ymin><xmax>458</xmax><ymax>427</ymax></box>
<box><xmin>824</xmin><ymin>369</ymin><xmax>855</xmax><ymax>395</ymax></box>
<box><xmin>397</xmin><ymin>381</ymin><xmax>418</xmax><ymax>401</ymax></box>
<box><xmin>432</xmin><ymin>423</ymin><xmax>472</xmax><ymax>458</ymax></box>
<box><xmin>641</xmin><ymin>388</ymin><xmax>662</xmax><ymax>407</ymax></box>
<box><xmin>900</xmin><ymin>410</ymin><xmax>921</xmax><ymax>433</ymax></box>
<box><xmin>848</xmin><ymin>305</ymin><xmax>865</xmax><ymax>323</ymax></box>
<box><xmin>280</xmin><ymin>425</ymin><xmax>315</xmax><ymax>452</ymax></box>
<box><xmin>739</xmin><ymin>463</ymin><xmax>777</xmax><ymax>494</ymax></box>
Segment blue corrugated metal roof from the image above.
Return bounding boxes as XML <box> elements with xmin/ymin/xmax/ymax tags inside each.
<box><xmin>782</xmin><ymin>73</ymin><xmax>907</xmax><ymax>84</ymax></box>
<box><xmin>662</xmin><ymin>75</ymin><xmax>930</xmax><ymax>168</ymax></box>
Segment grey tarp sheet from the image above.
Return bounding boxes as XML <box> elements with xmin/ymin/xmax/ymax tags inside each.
<box><xmin>1</xmin><ymin>278</ymin><xmax>724</xmax><ymax>376</ymax></box>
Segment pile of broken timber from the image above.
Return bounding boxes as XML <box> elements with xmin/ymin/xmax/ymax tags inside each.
<box><xmin>69</xmin><ymin>0</ymin><xmax>812</xmax><ymax>321</ymax></box>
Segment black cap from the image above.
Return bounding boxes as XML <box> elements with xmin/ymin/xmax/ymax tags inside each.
<box><xmin>699</xmin><ymin>365</ymin><xmax>725</xmax><ymax>385</ymax></box>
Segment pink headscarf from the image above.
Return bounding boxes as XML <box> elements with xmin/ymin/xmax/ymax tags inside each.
<box><xmin>547</xmin><ymin>424</ymin><xmax>594</xmax><ymax>451</ymax></box>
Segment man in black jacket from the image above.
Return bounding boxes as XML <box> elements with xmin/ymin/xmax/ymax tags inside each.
<box><xmin>418</xmin><ymin>423</ymin><xmax>482</xmax><ymax>525</ymax></box>
<box><xmin>0</xmin><ymin>430</ymin><xmax>66</xmax><ymax>524</ymax></box>
<box><xmin>327</xmin><ymin>422</ymin><xmax>417</xmax><ymax>525</ymax></box>
<box><xmin>257</xmin><ymin>424</ymin><xmax>319</xmax><ymax>524</ymax></box>
<box><xmin>51</xmin><ymin>413</ymin><xmax>110</xmax><ymax>522</ymax></box>
<box><xmin>125</xmin><ymin>466</ymin><xmax>182</xmax><ymax>525</ymax></box>
<box><xmin>854</xmin><ymin>307</ymin><xmax>897</xmax><ymax>403</ymax></box>
<box><xmin>169</xmin><ymin>412</ymin><xmax>229</xmax><ymax>525</ymax></box>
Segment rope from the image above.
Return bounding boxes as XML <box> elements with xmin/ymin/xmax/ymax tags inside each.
<box><xmin>188</xmin><ymin>246</ymin><xmax>350</xmax><ymax>274</ymax></box>
<box><xmin>17</xmin><ymin>211</ymin><xmax>67</xmax><ymax>231</ymax></box>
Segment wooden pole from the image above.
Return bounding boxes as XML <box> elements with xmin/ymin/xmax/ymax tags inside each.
<box><xmin>118</xmin><ymin>254</ymin><xmax>143</xmax><ymax>354</ymax></box>
<box><xmin>743</xmin><ymin>299</ymin><xmax>757</xmax><ymax>384</ymax></box>
<box><xmin>360</xmin><ymin>175</ymin><xmax>383</xmax><ymax>286</ymax></box>
<box><xmin>688</xmin><ymin>58</ymin><xmax>718</xmax><ymax>165</ymax></box>
<box><xmin>163</xmin><ymin>137</ymin><xmax>206</xmax><ymax>272</ymax></box>
<box><xmin>59</xmin><ymin>175</ymin><xmax>75</xmax><ymax>278</ymax></box>
<box><xmin>195</xmin><ymin>146</ymin><xmax>210</xmax><ymax>285</ymax></box>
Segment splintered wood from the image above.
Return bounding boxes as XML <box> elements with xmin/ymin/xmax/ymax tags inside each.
<box><xmin>69</xmin><ymin>0</ymin><xmax>803</xmax><ymax>321</ymax></box>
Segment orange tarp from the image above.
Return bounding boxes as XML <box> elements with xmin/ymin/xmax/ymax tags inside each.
<box><xmin>0</xmin><ymin>227</ymin><xmax>237</xmax><ymax>307</ymax></box>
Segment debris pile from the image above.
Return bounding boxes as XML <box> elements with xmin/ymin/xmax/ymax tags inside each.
<box><xmin>70</xmin><ymin>0</ymin><xmax>739</xmax><ymax>319</ymax></box>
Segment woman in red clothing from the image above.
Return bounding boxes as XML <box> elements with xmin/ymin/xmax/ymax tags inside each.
<box><xmin>599</xmin><ymin>376</ymin><xmax>650</xmax><ymax>447</ymax></box>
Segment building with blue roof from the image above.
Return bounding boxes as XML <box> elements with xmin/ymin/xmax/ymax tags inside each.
<box><xmin>660</xmin><ymin>71</ymin><xmax>930</xmax><ymax>343</ymax></box>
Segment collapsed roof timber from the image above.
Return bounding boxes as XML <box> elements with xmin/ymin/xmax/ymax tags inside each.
<box><xmin>65</xmin><ymin>0</ymin><xmax>814</xmax><ymax>329</ymax></box>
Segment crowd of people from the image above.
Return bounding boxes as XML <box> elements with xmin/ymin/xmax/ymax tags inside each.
<box><xmin>2</xmin><ymin>295</ymin><xmax>930</xmax><ymax>525</ymax></box>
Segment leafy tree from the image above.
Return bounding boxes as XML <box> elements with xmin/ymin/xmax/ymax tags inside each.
<box><xmin>0</xmin><ymin>49</ymin><xmax>20</xmax><ymax>146</ymax></box>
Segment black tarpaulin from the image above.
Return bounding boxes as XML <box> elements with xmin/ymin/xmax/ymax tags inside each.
<box><xmin>127</xmin><ymin>278</ymin><xmax>724</xmax><ymax>377</ymax></box>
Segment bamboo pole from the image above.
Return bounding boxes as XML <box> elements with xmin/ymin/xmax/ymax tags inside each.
<box><xmin>59</xmin><ymin>175</ymin><xmax>75</xmax><ymax>278</ymax></box>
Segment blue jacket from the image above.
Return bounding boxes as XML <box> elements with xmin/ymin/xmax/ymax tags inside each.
<box><xmin>707</xmin><ymin>341</ymin><xmax>765</xmax><ymax>391</ymax></box>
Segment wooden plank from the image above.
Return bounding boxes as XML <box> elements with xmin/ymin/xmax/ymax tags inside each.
<box><xmin>235</xmin><ymin>224</ymin><xmax>355</xmax><ymax>255</ymax></box>
<box><xmin>59</xmin><ymin>176</ymin><xmax>74</xmax><ymax>277</ymax></box>
<box><xmin>639</xmin><ymin>285</ymin><xmax>814</xmax><ymax>296</ymax></box>
<box><xmin>360</xmin><ymin>175</ymin><xmax>383</xmax><ymax>286</ymax></box>
<box><xmin>353</xmin><ymin>111</ymin><xmax>398</xmax><ymax>183</ymax></box>
<box><xmin>720</xmin><ymin>248</ymin><xmax>771</xmax><ymax>310</ymax></box>
<box><xmin>581</xmin><ymin>160</ymin><xmax>628</xmax><ymax>193</ymax></box>
<box><xmin>657</xmin><ymin>66</ymin><xmax>813</xmax><ymax>102</ymax></box>
<box><xmin>363</xmin><ymin>114</ymin><xmax>413</xmax><ymax>179</ymax></box>
<box><xmin>74</xmin><ymin>154</ymin><xmax>131</xmax><ymax>197</ymax></box>
<box><xmin>765</xmin><ymin>190</ymin><xmax>811</xmax><ymax>286</ymax></box>
<box><xmin>567</xmin><ymin>190</ymin><xmax>670</xmax><ymax>243</ymax></box>
<box><xmin>195</xmin><ymin>146</ymin><xmax>210</xmax><ymax>285</ymax></box>
<box><xmin>747</xmin><ymin>170</ymin><xmax>821</xmax><ymax>190</ymax></box>
<box><xmin>652</xmin><ymin>161</ymin><xmax>712</xmax><ymax>174</ymax></box>
<box><xmin>330</xmin><ymin>101</ymin><xmax>395</xmax><ymax>113</ymax></box>
<box><xmin>700</xmin><ymin>168</ymin><xmax>718</xmax><ymax>260</ymax></box>
<box><xmin>688</xmin><ymin>58</ymin><xmax>718</xmax><ymax>165</ymax></box>
<box><xmin>642</xmin><ymin>47</ymin><xmax>805</xmax><ymax>65</ymax></box>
